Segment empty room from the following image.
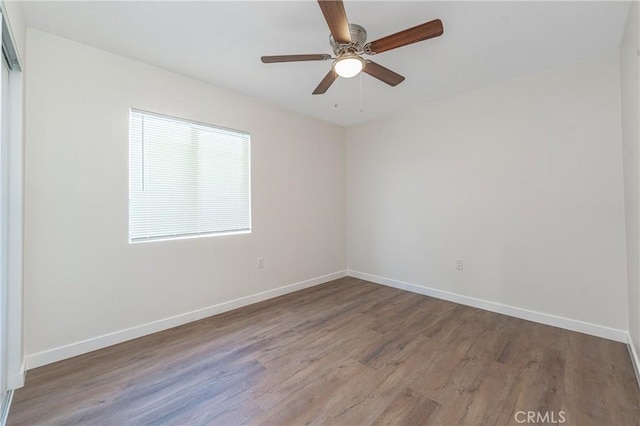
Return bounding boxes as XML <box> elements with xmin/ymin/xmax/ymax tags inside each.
<box><xmin>0</xmin><ymin>0</ymin><xmax>639</xmax><ymax>424</ymax></box>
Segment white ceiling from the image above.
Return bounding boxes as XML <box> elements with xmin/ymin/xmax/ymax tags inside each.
<box><xmin>21</xmin><ymin>1</ymin><xmax>631</xmax><ymax>126</ymax></box>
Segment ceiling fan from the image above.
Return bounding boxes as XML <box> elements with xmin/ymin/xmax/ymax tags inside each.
<box><xmin>261</xmin><ymin>0</ymin><xmax>444</xmax><ymax>95</ymax></box>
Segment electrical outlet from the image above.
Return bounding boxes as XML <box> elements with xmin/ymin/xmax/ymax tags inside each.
<box><xmin>257</xmin><ymin>257</ymin><xmax>264</xmax><ymax>269</ymax></box>
<box><xmin>456</xmin><ymin>258</ymin><xmax>463</xmax><ymax>270</ymax></box>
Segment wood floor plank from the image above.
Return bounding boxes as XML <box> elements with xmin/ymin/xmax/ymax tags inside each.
<box><xmin>8</xmin><ymin>277</ymin><xmax>640</xmax><ymax>425</ymax></box>
<box><xmin>372</xmin><ymin>387</ymin><xmax>439</xmax><ymax>425</ymax></box>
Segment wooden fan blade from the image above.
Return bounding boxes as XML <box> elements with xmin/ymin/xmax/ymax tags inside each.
<box><xmin>318</xmin><ymin>0</ymin><xmax>351</xmax><ymax>44</ymax></box>
<box><xmin>312</xmin><ymin>69</ymin><xmax>338</xmax><ymax>95</ymax></box>
<box><xmin>366</xmin><ymin>19</ymin><xmax>443</xmax><ymax>54</ymax></box>
<box><xmin>261</xmin><ymin>54</ymin><xmax>332</xmax><ymax>63</ymax></box>
<box><xmin>363</xmin><ymin>61</ymin><xmax>405</xmax><ymax>86</ymax></box>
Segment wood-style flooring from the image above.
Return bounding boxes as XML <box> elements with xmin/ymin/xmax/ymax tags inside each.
<box><xmin>9</xmin><ymin>277</ymin><xmax>640</xmax><ymax>425</ymax></box>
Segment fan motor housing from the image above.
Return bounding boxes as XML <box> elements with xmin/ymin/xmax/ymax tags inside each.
<box><xmin>330</xmin><ymin>23</ymin><xmax>367</xmax><ymax>55</ymax></box>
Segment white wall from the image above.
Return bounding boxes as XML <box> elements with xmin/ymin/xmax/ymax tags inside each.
<box><xmin>24</xmin><ymin>29</ymin><xmax>346</xmax><ymax>362</ymax></box>
<box><xmin>347</xmin><ymin>52</ymin><xmax>628</xmax><ymax>332</ymax></box>
<box><xmin>621</xmin><ymin>1</ymin><xmax>640</xmax><ymax>358</ymax></box>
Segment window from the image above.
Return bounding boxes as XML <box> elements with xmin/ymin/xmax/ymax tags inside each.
<box><xmin>129</xmin><ymin>109</ymin><xmax>251</xmax><ymax>242</ymax></box>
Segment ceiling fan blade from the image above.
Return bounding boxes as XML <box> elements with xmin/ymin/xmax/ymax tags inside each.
<box><xmin>363</xmin><ymin>61</ymin><xmax>405</xmax><ymax>86</ymax></box>
<box><xmin>365</xmin><ymin>19</ymin><xmax>443</xmax><ymax>54</ymax></box>
<box><xmin>261</xmin><ymin>54</ymin><xmax>332</xmax><ymax>63</ymax></box>
<box><xmin>312</xmin><ymin>69</ymin><xmax>338</xmax><ymax>95</ymax></box>
<box><xmin>317</xmin><ymin>0</ymin><xmax>351</xmax><ymax>44</ymax></box>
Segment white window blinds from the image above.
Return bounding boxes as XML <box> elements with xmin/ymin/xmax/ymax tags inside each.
<box><xmin>129</xmin><ymin>109</ymin><xmax>251</xmax><ymax>242</ymax></box>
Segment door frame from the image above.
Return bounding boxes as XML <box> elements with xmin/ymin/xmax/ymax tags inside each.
<box><xmin>0</xmin><ymin>1</ymin><xmax>24</xmax><ymax>398</ymax></box>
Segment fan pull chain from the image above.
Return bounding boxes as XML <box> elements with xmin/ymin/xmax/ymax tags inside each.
<box><xmin>334</xmin><ymin>77</ymin><xmax>340</xmax><ymax>108</ymax></box>
<box><xmin>359</xmin><ymin>72</ymin><xmax>364</xmax><ymax>113</ymax></box>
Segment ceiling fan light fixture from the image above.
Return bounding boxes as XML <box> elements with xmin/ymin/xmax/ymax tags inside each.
<box><xmin>333</xmin><ymin>54</ymin><xmax>364</xmax><ymax>78</ymax></box>
<box><xmin>261</xmin><ymin>0</ymin><xmax>444</xmax><ymax>95</ymax></box>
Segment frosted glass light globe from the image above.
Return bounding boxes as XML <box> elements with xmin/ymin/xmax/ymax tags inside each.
<box><xmin>334</xmin><ymin>55</ymin><xmax>364</xmax><ymax>78</ymax></box>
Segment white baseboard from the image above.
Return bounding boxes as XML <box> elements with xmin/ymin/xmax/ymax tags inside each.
<box><xmin>628</xmin><ymin>334</ymin><xmax>640</xmax><ymax>389</ymax></box>
<box><xmin>7</xmin><ymin>365</ymin><xmax>24</xmax><ymax>390</ymax></box>
<box><xmin>26</xmin><ymin>270</ymin><xmax>347</xmax><ymax>370</ymax></box>
<box><xmin>348</xmin><ymin>270</ymin><xmax>628</xmax><ymax>343</ymax></box>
